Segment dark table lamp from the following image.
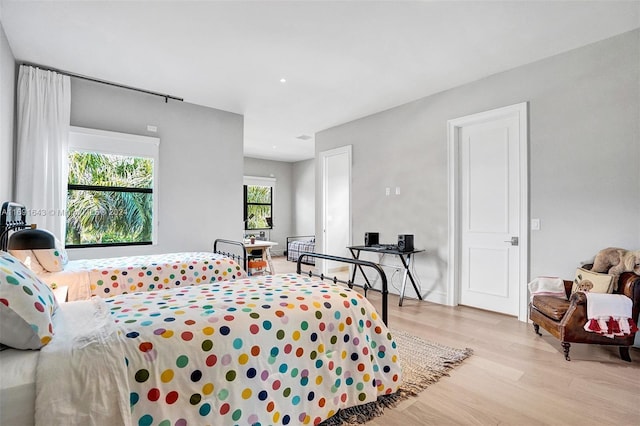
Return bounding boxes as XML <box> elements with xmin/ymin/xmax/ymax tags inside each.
<box><xmin>8</xmin><ymin>227</ymin><xmax>55</xmax><ymax>250</ymax></box>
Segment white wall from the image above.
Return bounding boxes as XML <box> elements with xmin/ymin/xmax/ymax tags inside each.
<box><xmin>292</xmin><ymin>158</ymin><xmax>315</xmax><ymax>236</ymax></box>
<box><xmin>67</xmin><ymin>78</ymin><xmax>243</xmax><ymax>259</ymax></box>
<box><xmin>0</xmin><ymin>20</ymin><xmax>14</xmax><ymax>202</ymax></box>
<box><xmin>315</xmin><ymin>30</ymin><xmax>640</xmax><ymax>303</ymax></box>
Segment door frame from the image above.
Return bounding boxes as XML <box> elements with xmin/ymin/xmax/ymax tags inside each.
<box><xmin>320</xmin><ymin>145</ymin><xmax>352</xmax><ymax>275</ymax></box>
<box><xmin>447</xmin><ymin>102</ymin><xmax>529</xmax><ymax>322</ymax></box>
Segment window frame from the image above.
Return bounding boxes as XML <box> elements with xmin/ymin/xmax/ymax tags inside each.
<box><xmin>243</xmin><ymin>176</ymin><xmax>275</xmax><ymax>231</ymax></box>
<box><xmin>66</xmin><ymin>126</ymin><xmax>160</xmax><ymax>248</ymax></box>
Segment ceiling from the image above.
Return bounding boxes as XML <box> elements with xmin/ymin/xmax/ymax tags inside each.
<box><xmin>2</xmin><ymin>1</ymin><xmax>639</xmax><ymax>162</ymax></box>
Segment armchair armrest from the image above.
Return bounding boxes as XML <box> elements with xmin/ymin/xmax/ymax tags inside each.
<box><xmin>619</xmin><ymin>272</ymin><xmax>640</xmax><ymax>323</ymax></box>
<box><xmin>619</xmin><ymin>272</ymin><xmax>639</xmax><ymax>299</ymax></box>
<box><xmin>568</xmin><ymin>291</ymin><xmax>587</xmax><ymax>305</ymax></box>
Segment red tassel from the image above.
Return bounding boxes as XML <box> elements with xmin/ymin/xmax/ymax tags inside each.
<box><xmin>629</xmin><ymin>319</ymin><xmax>639</xmax><ymax>334</ymax></box>
<box><xmin>608</xmin><ymin>317</ymin><xmax>621</xmax><ymax>334</ymax></box>
<box><xmin>587</xmin><ymin>319</ymin><xmax>601</xmax><ymax>332</ymax></box>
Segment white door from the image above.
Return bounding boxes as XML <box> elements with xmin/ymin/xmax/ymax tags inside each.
<box><xmin>320</xmin><ymin>145</ymin><xmax>352</xmax><ymax>275</ymax></box>
<box><xmin>448</xmin><ymin>103</ymin><xmax>528</xmax><ymax>319</ymax></box>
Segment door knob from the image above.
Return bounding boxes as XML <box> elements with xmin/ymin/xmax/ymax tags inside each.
<box><xmin>504</xmin><ymin>236</ymin><xmax>519</xmax><ymax>246</ymax></box>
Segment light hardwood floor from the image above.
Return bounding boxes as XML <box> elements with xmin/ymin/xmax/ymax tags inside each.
<box><xmin>271</xmin><ymin>256</ymin><xmax>640</xmax><ymax>425</ymax></box>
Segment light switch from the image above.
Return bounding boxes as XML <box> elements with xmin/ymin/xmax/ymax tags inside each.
<box><xmin>531</xmin><ymin>218</ymin><xmax>540</xmax><ymax>231</ymax></box>
<box><xmin>395</xmin><ymin>187</ymin><xmax>401</xmax><ymax>195</ymax></box>
<box><xmin>385</xmin><ymin>187</ymin><xmax>390</xmax><ymax>196</ymax></box>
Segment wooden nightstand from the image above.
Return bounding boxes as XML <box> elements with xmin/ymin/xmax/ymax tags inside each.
<box><xmin>52</xmin><ymin>285</ymin><xmax>69</xmax><ymax>303</ymax></box>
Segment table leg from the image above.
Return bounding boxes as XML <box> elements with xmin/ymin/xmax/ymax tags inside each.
<box><xmin>348</xmin><ymin>248</ymin><xmax>372</xmax><ymax>294</ymax></box>
<box><xmin>265</xmin><ymin>247</ymin><xmax>275</xmax><ymax>274</ymax></box>
<box><xmin>399</xmin><ymin>262</ymin><xmax>409</xmax><ymax>307</ymax></box>
<box><xmin>398</xmin><ymin>253</ymin><xmax>423</xmax><ymax>306</ymax></box>
<box><xmin>348</xmin><ymin>248</ymin><xmax>359</xmax><ymax>287</ymax></box>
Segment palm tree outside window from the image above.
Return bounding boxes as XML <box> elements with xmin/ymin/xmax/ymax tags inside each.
<box><xmin>244</xmin><ymin>185</ymin><xmax>273</xmax><ymax>231</ymax></box>
<box><xmin>65</xmin><ymin>127</ymin><xmax>159</xmax><ymax>248</ymax></box>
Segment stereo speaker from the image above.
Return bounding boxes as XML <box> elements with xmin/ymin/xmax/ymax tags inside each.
<box><xmin>397</xmin><ymin>234</ymin><xmax>414</xmax><ymax>252</ymax></box>
<box><xmin>364</xmin><ymin>232</ymin><xmax>379</xmax><ymax>247</ymax></box>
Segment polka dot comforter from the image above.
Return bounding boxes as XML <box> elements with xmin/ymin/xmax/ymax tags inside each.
<box><xmin>37</xmin><ymin>252</ymin><xmax>246</xmax><ymax>301</ymax></box>
<box><xmin>35</xmin><ymin>273</ymin><xmax>401</xmax><ymax>426</ymax></box>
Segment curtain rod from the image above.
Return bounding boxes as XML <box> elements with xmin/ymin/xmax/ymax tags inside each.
<box><xmin>20</xmin><ymin>62</ymin><xmax>184</xmax><ymax>103</ymax></box>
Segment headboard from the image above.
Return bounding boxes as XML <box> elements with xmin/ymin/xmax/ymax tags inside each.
<box><xmin>213</xmin><ymin>238</ymin><xmax>248</xmax><ymax>272</ymax></box>
<box><xmin>285</xmin><ymin>235</ymin><xmax>315</xmax><ymax>254</ymax></box>
<box><xmin>0</xmin><ymin>202</ymin><xmax>28</xmax><ymax>251</ymax></box>
<box><xmin>296</xmin><ymin>252</ymin><xmax>389</xmax><ymax>325</ymax></box>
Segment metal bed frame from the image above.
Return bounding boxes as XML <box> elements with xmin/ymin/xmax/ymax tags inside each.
<box><xmin>296</xmin><ymin>252</ymin><xmax>389</xmax><ymax>325</ymax></box>
<box><xmin>0</xmin><ymin>201</ymin><xmax>29</xmax><ymax>252</ymax></box>
<box><xmin>285</xmin><ymin>235</ymin><xmax>315</xmax><ymax>265</ymax></box>
<box><xmin>213</xmin><ymin>238</ymin><xmax>248</xmax><ymax>272</ymax></box>
<box><xmin>3</xmin><ymin>203</ymin><xmax>386</xmax><ymax>323</ymax></box>
<box><xmin>284</xmin><ymin>235</ymin><xmax>314</xmax><ymax>256</ymax></box>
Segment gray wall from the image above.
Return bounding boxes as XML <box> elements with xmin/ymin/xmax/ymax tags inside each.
<box><xmin>316</xmin><ymin>30</ymin><xmax>640</xmax><ymax>302</ymax></box>
<box><xmin>0</xmin><ymin>21</ymin><xmax>14</xmax><ymax>202</ymax></box>
<box><xmin>292</xmin><ymin>158</ymin><xmax>315</xmax><ymax>236</ymax></box>
<box><xmin>69</xmin><ymin>78</ymin><xmax>244</xmax><ymax>259</ymax></box>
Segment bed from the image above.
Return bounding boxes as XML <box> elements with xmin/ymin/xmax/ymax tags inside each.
<box><xmin>1</xmin><ymin>202</ymin><xmax>247</xmax><ymax>301</ymax></box>
<box><xmin>0</xmin><ymin>251</ymin><xmax>398</xmax><ymax>426</ymax></box>
<box><xmin>37</xmin><ymin>245</ymin><xmax>246</xmax><ymax>301</ymax></box>
<box><xmin>0</xmin><ymin>347</ymin><xmax>39</xmax><ymax>425</ymax></box>
<box><xmin>286</xmin><ymin>235</ymin><xmax>316</xmax><ymax>265</ymax></box>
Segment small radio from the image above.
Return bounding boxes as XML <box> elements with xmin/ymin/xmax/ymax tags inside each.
<box><xmin>364</xmin><ymin>232</ymin><xmax>379</xmax><ymax>247</ymax></box>
<box><xmin>397</xmin><ymin>234</ymin><xmax>414</xmax><ymax>252</ymax></box>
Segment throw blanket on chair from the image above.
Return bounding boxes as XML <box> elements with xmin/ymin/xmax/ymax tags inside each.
<box><xmin>583</xmin><ymin>293</ymin><xmax>639</xmax><ymax>338</ymax></box>
<box><xmin>527</xmin><ymin>277</ymin><xmax>566</xmax><ymax>301</ymax></box>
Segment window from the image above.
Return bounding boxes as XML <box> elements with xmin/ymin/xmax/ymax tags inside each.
<box><xmin>244</xmin><ymin>176</ymin><xmax>275</xmax><ymax>231</ymax></box>
<box><xmin>66</xmin><ymin>127</ymin><xmax>159</xmax><ymax>248</ymax></box>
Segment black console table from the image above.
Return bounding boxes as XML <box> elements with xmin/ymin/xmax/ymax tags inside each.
<box><xmin>347</xmin><ymin>245</ymin><xmax>424</xmax><ymax>306</ymax></box>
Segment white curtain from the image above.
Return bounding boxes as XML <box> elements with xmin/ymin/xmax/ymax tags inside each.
<box><xmin>15</xmin><ymin>65</ymin><xmax>71</xmax><ymax>241</ymax></box>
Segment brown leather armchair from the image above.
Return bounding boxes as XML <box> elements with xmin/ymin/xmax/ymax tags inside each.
<box><xmin>529</xmin><ymin>270</ymin><xmax>640</xmax><ymax>361</ymax></box>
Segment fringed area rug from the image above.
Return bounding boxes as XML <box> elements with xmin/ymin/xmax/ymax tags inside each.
<box><xmin>321</xmin><ymin>329</ymin><xmax>473</xmax><ymax>425</ymax></box>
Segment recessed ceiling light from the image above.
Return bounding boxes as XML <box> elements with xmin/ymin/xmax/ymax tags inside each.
<box><xmin>280</xmin><ymin>78</ymin><xmax>287</xmax><ymax>83</ymax></box>
<box><xmin>272</xmin><ymin>145</ymin><xmax>277</xmax><ymax>149</ymax></box>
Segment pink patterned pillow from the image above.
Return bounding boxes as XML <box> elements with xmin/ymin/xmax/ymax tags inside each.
<box><xmin>0</xmin><ymin>251</ymin><xmax>59</xmax><ymax>349</ymax></box>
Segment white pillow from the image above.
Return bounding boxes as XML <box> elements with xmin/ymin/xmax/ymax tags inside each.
<box><xmin>0</xmin><ymin>251</ymin><xmax>59</xmax><ymax>349</ymax></box>
<box><xmin>32</xmin><ymin>235</ymin><xmax>68</xmax><ymax>273</ymax></box>
<box><xmin>8</xmin><ymin>249</ymin><xmax>46</xmax><ymax>274</ymax></box>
